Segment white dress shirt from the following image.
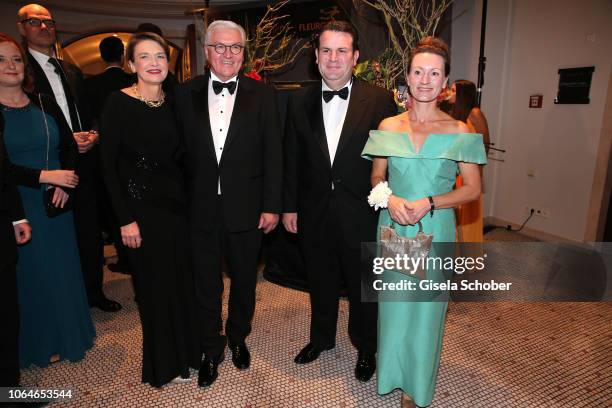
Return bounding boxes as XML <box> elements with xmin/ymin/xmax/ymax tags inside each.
<box><xmin>321</xmin><ymin>78</ymin><xmax>352</xmax><ymax>165</ymax></box>
<box><xmin>28</xmin><ymin>48</ymin><xmax>73</xmax><ymax>131</ymax></box>
<box><xmin>208</xmin><ymin>72</ymin><xmax>238</xmax><ymax>194</ymax></box>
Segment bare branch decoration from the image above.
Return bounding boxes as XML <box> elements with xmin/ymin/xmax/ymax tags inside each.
<box><xmin>244</xmin><ymin>0</ymin><xmax>311</xmax><ymax>76</ymax></box>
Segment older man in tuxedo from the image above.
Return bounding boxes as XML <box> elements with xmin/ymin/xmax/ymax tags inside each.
<box><xmin>283</xmin><ymin>21</ymin><xmax>396</xmax><ymax>382</ymax></box>
<box><xmin>174</xmin><ymin>20</ymin><xmax>282</xmax><ymax>387</ymax></box>
<box><xmin>17</xmin><ymin>3</ymin><xmax>121</xmax><ymax>312</ymax></box>
<box><xmin>0</xmin><ymin>116</ymin><xmax>31</xmax><ymax>388</ymax></box>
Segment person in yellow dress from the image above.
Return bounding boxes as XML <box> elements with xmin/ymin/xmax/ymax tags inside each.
<box><xmin>449</xmin><ymin>79</ymin><xmax>491</xmax><ymax>242</ymax></box>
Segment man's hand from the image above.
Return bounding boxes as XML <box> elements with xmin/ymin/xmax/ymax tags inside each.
<box><xmin>14</xmin><ymin>222</ymin><xmax>31</xmax><ymax>245</ymax></box>
<box><xmin>258</xmin><ymin>212</ymin><xmax>279</xmax><ymax>234</ymax></box>
<box><xmin>88</xmin><ymin>130</ymin><xmax>99</xmax><ymax>145</ymax></box>
<box><xmin>282</xmin><ymin>212</ymin><xmax>298</xmax><ymax>233</ymax></box>
<box><xmin>74</xmin><ymin>131</ymin><xmax>96</xmax><ymax>153</ymax></box>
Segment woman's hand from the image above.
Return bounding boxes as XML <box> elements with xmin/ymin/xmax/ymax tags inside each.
<box><xmin>405</xmin><ymin>197</ymin><xmax>431</xmax><ymax>224</ymax></box>
<box><xmin>282</xmin><ymin>212</ymin><xmax>298</xmax><ymax>233</ymax></box>
<box><xmin>52</xmin><ymin>187</ymin><xmax>70</xmax><ymax>208</ymax></box>
<box><xmin>387</xmin><ymin>195</ymin><xmax>413</xmax><ymax>225</ymax></box>
<box><xmin>121</xmin><ymin>222</ymin><xmax>142</xmax><ymax>249</ymax></box>
<box><xmin>40</xmin><ymin>170</ymin><xmax>79</xmax><ymax>188</ymax></box>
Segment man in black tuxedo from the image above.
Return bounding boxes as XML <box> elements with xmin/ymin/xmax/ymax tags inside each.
<box><xmin>0</xmin><ymin>116</ymin><xmax>31</xmax><ymax>388</ymax></box>
<box><xmin>84</xmin><ymin>35</ymin><xmax>133</xmax><ymax>274</ymax></box>
<box><xmin>174</xmin><ymin>20</ymin><xmax>282</xmax><ymax>388</ymax></box>
<box><xmin>84</xmin><ymin>36</ymin><xmax>133</xmax><ymax>126</ymax></box>
<box><xmin>18</xmin><ymin>3</ymin><xmax>121</xmax><ymax>312</ymax></box>
<box><xmin>283</xmin><ymin>21</ymin><xmax>396</xmax><ymax>382</ymax></box>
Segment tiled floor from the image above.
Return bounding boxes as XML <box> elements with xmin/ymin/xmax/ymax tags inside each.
<box><xmin>20</xmin><ymin>240</ymin><xmax>611</xmax><ymax>407</ymax></box>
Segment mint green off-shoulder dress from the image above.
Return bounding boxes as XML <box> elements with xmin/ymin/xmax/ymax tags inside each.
<box><xmin>362</xmin><ymin>131</ymin><xmax>487</xmax><ymax>406</ymax></box>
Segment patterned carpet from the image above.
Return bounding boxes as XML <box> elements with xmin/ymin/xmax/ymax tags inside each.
<box><xmin>20</xmin><ymin>239</ymin><xmax>611</xmax><ymax>407</ymax></box>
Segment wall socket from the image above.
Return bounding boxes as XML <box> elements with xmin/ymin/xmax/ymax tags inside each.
<box><xmin>524</xmin><ymin>206</ymin><xmax>550</xmax><ymax>218</ymax></box>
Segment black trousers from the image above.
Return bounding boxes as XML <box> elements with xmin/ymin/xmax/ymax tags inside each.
<box><xmin>73</xmin><ymin>171</ymin><xmax>105</xmax><ymax>304</ymax></box>
<box><xmin>301</xmin><ymin>197</ymin><xmax>377</xmax><ymax>354</ymax></box>
<box><xmin>0</xmin><ymin>257</ymin><xmax>20</xmax><ymax>387</ymax></box>
<box><xmin>191</xmin><ymin>198</ymin><xmax>263</xmax><ymax>358</ymax></box>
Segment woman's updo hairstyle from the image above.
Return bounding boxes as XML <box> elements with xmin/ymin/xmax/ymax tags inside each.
<box><xmin>407</xmin><ymin>36</ymin><xmax>451</xmax><ymax>77</ymax></box>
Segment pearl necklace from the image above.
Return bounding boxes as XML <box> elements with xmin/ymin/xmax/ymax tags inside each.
<box><xmin>132</xmin><ymin>84</ymin><xmax>165</xmax><ymax>108</ymax></box>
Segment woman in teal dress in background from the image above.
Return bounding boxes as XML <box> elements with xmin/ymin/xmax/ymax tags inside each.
<box><xmin>362</xmin><ymin>37</ymin><xmax>487</xmax><ymax>407</ymax></box>
<box><xmin>0</xmin><ymin>33</ymin><xmax>95</xmax><ymax>368</ymax></box>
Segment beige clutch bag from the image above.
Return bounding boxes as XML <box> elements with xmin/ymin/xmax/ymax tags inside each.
<box><xmin>379</xmin><ymin>221</ymin><xmax>433</xmax><ymax>279</ymax></box>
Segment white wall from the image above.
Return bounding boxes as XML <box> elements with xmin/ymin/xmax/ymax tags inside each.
<box><xmin>450</xmin><ymin>0</ymin><xmax>482</xmax><ymax>82</ymax></box>
<box><xmin>452</xmin><ymin>0</ymin><xmax>612</xmax><ymax>242</ymax></box>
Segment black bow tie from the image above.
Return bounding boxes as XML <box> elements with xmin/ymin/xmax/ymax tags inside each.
<box><xmin>212</xmin><ymin>80</ymin><xmax>237</xmax><ymax>95</ymax></box>
<box><xmin>322</xmin><ymin>87</ymin><xmax>349</xmax><ymax>103</ymax></box>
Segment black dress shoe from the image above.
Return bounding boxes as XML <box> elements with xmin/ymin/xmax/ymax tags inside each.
<box><xmin>198</xmin><ymin>353</ymin><xmax>225</xmax><ymax>387</ymax></box>
<box><xmin>89</xmin><ymin>297</ymin><xmax>122</xmax><ymax>312</ymax></box>
<box><xmin>355</xmin><ymin>351</ymin><xmax>376</xmax><ymax>382</ymax></box>
<box><xmin>229</xmin><ymin>342</ymin><xmax>250</xmax><ymax>370</ymax></box>
<box><xmin>294</xmin><ymin>343</ymin><xmax>334</xmax><ymax>364</ymax></box>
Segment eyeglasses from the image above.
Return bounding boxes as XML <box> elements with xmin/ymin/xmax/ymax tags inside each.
<box><xmin>207</xmin><ymin>44</ymin><xmax>244</xmax><ymax>55</ymax></box>
<box><xmin>21</xmin><ymin>18</ymin><xmax>56</xmax><ymax>28</ymax></box>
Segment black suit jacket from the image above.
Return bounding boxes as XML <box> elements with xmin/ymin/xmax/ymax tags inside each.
<box><xmin>27</xmin><ymin>51</ymin><xmax>97</xmax><ymax>177</ymax></box>
<box><xmin>84</xmin><ymin>66</ymin><xmax>133</xmax><ymax>128</ymax></box>
<box><xmin>0</xmin><ymin>115</ymin><xmax>25</xmax><ymax>266</ymax></box>
<box><xmin>174</xmin><ymin>73</ymin><xmax>283</xmax><ymax>232</ymax></box>
<box><xmin>283</xmin><ymin>79</ymin><xmax>396</xmax><ymax>248</ymax></box>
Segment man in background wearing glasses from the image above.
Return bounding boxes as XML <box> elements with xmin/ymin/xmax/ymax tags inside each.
<box><xmin>174</xmin><ymin>20</ymin><xmax>282</xmax><ymax>388</ymax></box>
<box><xmin>17</xmin><ymin>3</ymin><xmax>121</xmax><ymax>313</ymax></box>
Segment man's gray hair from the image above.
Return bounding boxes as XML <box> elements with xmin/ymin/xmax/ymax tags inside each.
<box><xmin>205</xmin><ymin>20</ymin><xmax>246</xmax><ymax>46</ymax></box>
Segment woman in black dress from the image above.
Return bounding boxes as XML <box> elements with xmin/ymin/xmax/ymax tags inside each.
<box><xmin>100</xmin><ymin>32</ymin><xmax>199</xmax><ymax>387</ymax></box>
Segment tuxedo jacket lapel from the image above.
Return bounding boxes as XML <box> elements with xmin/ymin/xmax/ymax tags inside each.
<box><xmin>221</xmin><ymin>75</ymin><xmax>250</xmax><ymax>164</ymax></box>
<box><xmin>59</xmin><ymin>60</ymin><xmax>80</xmax><ymax>104</ymax></box>
<box><xmin>306</xmin><ymin>85</ymin><xmax>331</xmax><ymax>168</ymax></box>
<box><xmin>27</xmin><ymin>52</ymin><xmax>54</xmax><ymax>98</ymax></box>
<box><xmin>191</xmin><ymin>76</ymin><xmax>216</xmax><ymax>161</ymax></box>
<box><xmin>335</xmin><ymin>79</ymin><xmax>367</xmax><ymax>163</ymax></box>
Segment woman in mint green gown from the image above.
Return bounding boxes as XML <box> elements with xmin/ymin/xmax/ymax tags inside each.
<box><xmin>362</xmin><ymin>37</ymin><xmax>487</xmax><ymax>407</ymax></box>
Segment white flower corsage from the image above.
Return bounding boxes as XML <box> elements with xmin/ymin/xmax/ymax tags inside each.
<box><xmin>368</xmin><ymin>181</ymin><xmax>392</xmax><ymax>210</ymax></box>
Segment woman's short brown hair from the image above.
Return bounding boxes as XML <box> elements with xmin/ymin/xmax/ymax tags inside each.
<box><xmin>0</xmin><ymin>32</ymin><xmax>34</xmax><ymax>93</ymax></box>
<box><xmin>126</xmin><ymin>32</ymin><xmax>169</xmax><ymax>62</ymax></box>
<box><xmin>408</xmin><ymin>36</ymin><xmax>451</xmax><ymax>77</ymax></box>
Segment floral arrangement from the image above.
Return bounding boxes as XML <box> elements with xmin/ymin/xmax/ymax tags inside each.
<box><xmin>352</xmin><ymin>0</ymin><xmax>453</xmax><ymax>109</ymax></box>
<box><xmin>243</xmin><ymin>0</ymin><xmax>310</xmax><ymax>79</ymax></box>
<box><xmin>244</xmin><ymin>69</ymin><xmax>262</xmax><ymax>81</ymax></box>
<box><xmin>354</xmin><ymin>48</ymin><xmax>401</xmax><ymax>92</ymax></box>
